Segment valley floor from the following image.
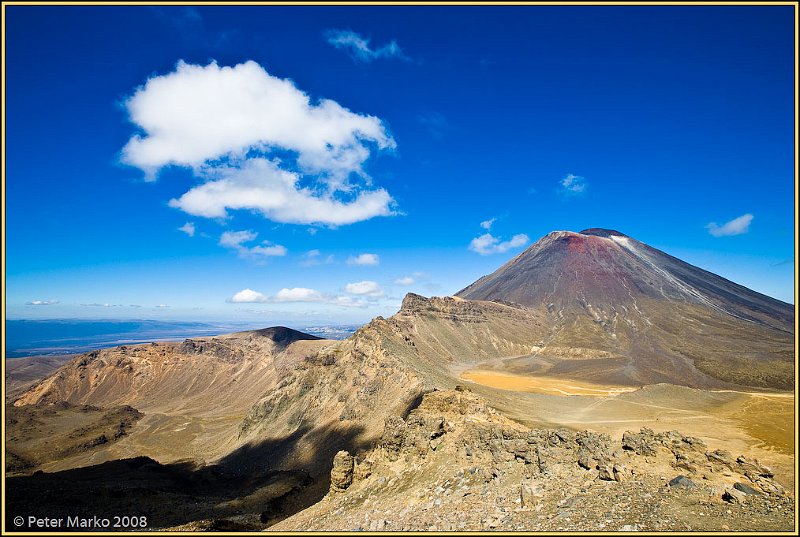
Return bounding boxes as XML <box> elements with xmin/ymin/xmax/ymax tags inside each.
<box><xmin>454</xmin><ymin>363</ymin><xmax>795</xmax><ymax>492</ymax></box>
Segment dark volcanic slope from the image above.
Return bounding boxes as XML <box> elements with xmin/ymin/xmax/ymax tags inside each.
<box><xmin>457</xmin><ymin>229</ymin><xmax>794</xmax><ymax>389</ymax></box>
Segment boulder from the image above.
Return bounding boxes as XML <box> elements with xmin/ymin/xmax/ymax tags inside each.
<box><xmin>330</xmin><ymin>450</ymin><xmax>355</xmax><ymax>492</ymax></box>
<box><xmin>622</xmin><ymin>429</ymin><xmax>658</xmax><ymax>456</ymax></box>
<box><xmin>668</xmin><ymin>475</ymin><xmax>696</xmax><ymax>489</ymax></box>
<box><xmin>612</xmin><ymin>464</ymin><xmax>630</xmax><ymax>482</ymax></box>
<box><xmin>723</xmin><ymin>487</ymin><xmax>747</xmax><ymax>504</ymax></box>
<box><xmin>733</xmin><ymin>482</ymin><xmax>761</xmax><ymax>496</ymax></box>
<box><xmin>598</xmin><ymin>465</ymin><xmax>615</xmax><ymax>481</ymax></box>
<box><xmin>706</xmin><ymin>449</ymin><xmax>735</xmax><ymax>469</ymax></box>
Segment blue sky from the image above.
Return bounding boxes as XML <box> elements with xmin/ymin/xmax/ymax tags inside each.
<box><xmin>5</xmin><ymin>4</ymin><xmax>796</xmax><ymax>324</ymax></box>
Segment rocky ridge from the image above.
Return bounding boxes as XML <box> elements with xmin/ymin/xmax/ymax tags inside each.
<box><xmin>271</xmin><ymin>389</ymin><xmax>793</xmax><ymax>532</ymax></box>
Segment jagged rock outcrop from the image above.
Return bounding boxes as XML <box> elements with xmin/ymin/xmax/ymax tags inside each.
<box><xmin>330</xmin><ymin>451</ymin><xmax>354</xmax><ymax>492</ymax></box>
<box><xmin>270</xmin><ymin>390</ymin><xmax>793</xmax><ymax>532</ymax></box>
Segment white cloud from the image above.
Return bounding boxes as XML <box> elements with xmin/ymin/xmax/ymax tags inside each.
<box><xmin>345</xmin><ymin>280</ymin><xmax>385</xmax><ymax>297</ymax></box>
<box><xmin>559</xmin><ymin>173</ymin><xmax>586</xmax><ymax>195</ymax></box>
<box><xmin>229</xmin><ymin>288</ymin><xmax>269</xmax><ymax>303</ymax></box>
<box><xmin>347</xmin><ymin>253</ymin><xmax>379</xmax><ymax>266</ymax></box>
<box><xmin>707</xmin><ymin>213</ymin><xmax>754</xmax><ymax>237</ymax></box>
<box><xmin>80</xmin><ymin>303</ymin><xmax>122</xmax><ymax>307</ymax></box>
<box><xmin>325</xmin><ymin>29</ymin><xmax>409</xmax><ymax>63</ymax></box>
<box><xmin>480</xmin><ymin>217</ymin><xmax>496</xmax><ymax>230</ymax></box>
<box><xmin>122</xmin><ymin>60</ymin><xmax>396</xmax><ymax>226</ymax></box>
<box><xmin>27</xmin><ymin>300</ymin><xmax>59</xmax><ymax>305</ymax></box>
<box><xmin>395</xmin><ymin>276</ymin><xmax>415</xmax><ymax>285</ymax></box>
<box><xmin>218</xmin><ymin>229</ymin><xmax>287</xmax><ymax>259</ymax></box>
<box><xmin>227</xmin><ymin>286</ymin><xmax>368</xmax><ymax>307</ymax></box>
<box><xmin>274</xmin><ymin>287</ymin><xmax>326</xmax><ymax>302</ymax></box>
<box><xmin>219</xmin><ymin>229</ymin><xmax>257</xmax><ymax>248</ymax></box>
<box><xmin>177</xmin><ymin>222</ymin><xmax>195</xmax><ymax>237</ymax></box>
<box><xmin>469</xmin><ymin>233</ymin><xmax>529</xmax><ymax>255</ymax></box>
<box><xmin>249</xmin><ymin>243</ymin><xmax>288</xmax><ymax>257</ymax></box>
<box><xmin>169</xmin><ymin>158</ymin><xmax>394</xmax><ymax>225</ymax></box>
<box><xmin>155</xmin><ymin>304</ymin><xmax>170</xmax><ymax>308</ymax></box>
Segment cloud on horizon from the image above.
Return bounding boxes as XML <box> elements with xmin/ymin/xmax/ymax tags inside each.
<box><xmin>706</xmin><ymin>213</ymin><xmax>754</xmax><ymax>237</ymax></box>
<box><xmin>122</xmin><ymin>60</ymin><xmax>397</xmax><ymax>226</ymax></box>
<box><xmin>26</xmin><ymin>300</ymin><xmax>59</xmax><ymax>305</ymax></box>
<box><xmin>325</xmin><ymin>29</ymin><xmax>409</xmax><ymax>63</ymax></box>
<box><xmin>228</xmin><ymin>286</ymin><xmax>374</xmax><ymax>308</ymax></box>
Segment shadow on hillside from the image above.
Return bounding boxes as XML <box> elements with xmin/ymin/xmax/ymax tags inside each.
<box><xmin>5</xmin><ymin>422</ymin><xmax>370</xmax><ymax>532</ymax></box>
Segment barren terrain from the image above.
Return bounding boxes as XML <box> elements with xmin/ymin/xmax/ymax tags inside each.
<box><xmin>5</xmin><ymin>236</ymin><xmax>795</xmax><ymax>532</ymax></box>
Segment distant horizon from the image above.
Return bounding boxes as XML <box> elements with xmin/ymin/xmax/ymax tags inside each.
<box><xmin>4</xmin><ymin>318</ymin><xmax>361</xmax><ymax>358</ymax></box>
<box><xmin>5</xmin><ymin>5</ymin><xmax>795</xmax><ymax>320</ymax></box>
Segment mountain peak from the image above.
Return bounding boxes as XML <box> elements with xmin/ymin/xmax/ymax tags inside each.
<box><xmin>459</xmin><ymin>229</ymin><xmax>791</xmax><ymax>325</ymax></box>
<box><xmin>455</xmin><ymin>228</ymin><xmax>793</xmax><ymax>388</ymax></box>
<box><xmin>578</xmin><ymin>228</ymin><xmax>628</xmax><ymax>238</ymax></box>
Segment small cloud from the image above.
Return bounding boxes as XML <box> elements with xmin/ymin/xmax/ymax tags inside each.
<box><xmin>220</xmin><ymin>229</ymin><xmax>257</xmax><ymax>249</ymax></box>
<box><xmin>249</xmin><ymin>243</ymin><xmax>288</xmax><ymax>257</ymax></box>
<box><xmin>26</xmin><ymin>300</ymin><xmax>59</xmax><ymax>306</ymax></box>
<box><xmin>307</xmin><ymin>228</ymin><xmax>318</xmax><ymax>235</ymax></box>
<box><xmin>345</xmin><ymin>280</ymin><xmax>385</xmax><ymax>297</ymax></box>
<box><xmin>229</xmin><ymin>288</ymin><xmax>269</xmax><ymax>303</ymax></box>
<box><xmin>480</xmin><ymin>218</ymin><xmax>496</xmax><ymax>230</ymax></box>
<box><xmin>325</xmin><ymin>29</ymin><xmax>409</xmax><ymax>63</ymax></box>
<box><xmin>395</xmin><ymin>276</ymin><xmax>415</xmax><ymax>286</ymax></box>
<box><xmin>129</xmin><ymin>304</ymin><xmax>142</xmax><ymax>308</ymax></box>
<box><xmin>274</xmin><ymin>287</ymin><xmax>325</xmax><ymax>302</ymax></box>
<box><xmin>80</xmin><ymin>303</ymin><xmax>122</xmax><ymax>307</ymax></box>
<box><xmin>469</xmin><ymin>233</ymin><xmax>529</xmax><ymax>255</ymax></box>
<box><xmin>219</xmin><ymin>230</ymin><xmax>287</xmax><ymax>259</ymax></box>
<box><xmin>155</xmin><ymin>304</ymin><xmax>170</xmax><ymax>308</ymax></box>
<box><xmin>771</xmin><ymin>258</ymin><xmax>794</xmax><ymax>267</ymax></box>
<box><xmin>347</xmin><ymin>253</ymin><xmax>380</xmax><ymax>266</ymax></box>
<box><xmin>559</xmin><ymin>173</ymin><xmax>587</xmax><ymax>196</ymax></box>
<box><xmin>706</xmin><ymin>213</ymin><xmax>754</xmax><ymax>237</ymax></box>
<box><xmin>178</xmin><ymin>222</ymin><xmax>196</xmax><ymax>237</ymax></box>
